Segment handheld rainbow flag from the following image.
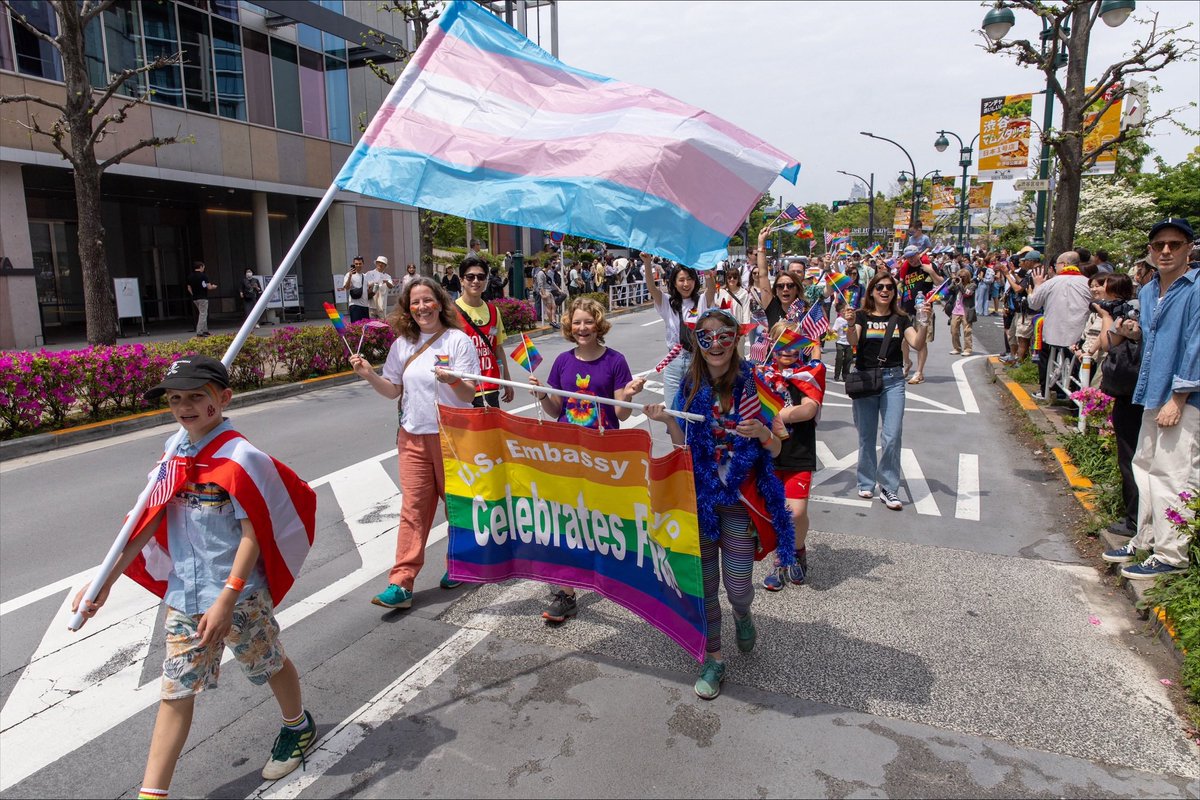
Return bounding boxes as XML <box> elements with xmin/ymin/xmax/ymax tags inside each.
<box><xmin>323</xmin><ymin>302</ymin><xmax>353</xmax><ymax>356</ymax></box>
<box><xmin>867</xmin><ymin>243</ymin><xmax>883</xmax><ymax>257</ymax></box>
<box><xmin>323</xmin><ymin>302</ymin><xmax>347</xmax><ymax>335</ymax></box>
<box><xmin>927</xmin><ymin>277</ymin><xmax>952</xmax><ymax>303</ymax></box>
<box><xmin>435</xmin><ymin>353</ymin><xmax>451</xmax><ymax>368</ymax></box>
<box><xmin>826</xmin><ymin>272</ymin><xmax>853</xmax><ymax>293</ymax></box>
<box><xmin>754</xmin><ymin>370</ymin><xmax>785</xmax><ymax>426</ymax></box>
<box><xmin>1031</xmin><ymin>314</ymin><xmax>1045</xmax><ymax>351</ymax></box>
<box><xmin>772</xmin><ymin>327</ymin><xmax>811</xmax><ymax>353</ymax></box>
<box><xmin>510</xmin><ymin>332</ymin><xmax>543</xmax><ymax>373</ymax></box>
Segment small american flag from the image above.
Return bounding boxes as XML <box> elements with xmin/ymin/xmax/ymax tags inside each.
<box><xmin>147</xmin><ymin>457</ymin><xmax>185</xmax><ymax>508</ymax></box>
<box><xmin>800</xmin><ymin>301</ymin><xmax>829</xmax><ymax>341</ymax></box>
<box><xmin>782</xmin><ymin>203</ymin><xmax>802</xmax><ymax>221</ymax></box>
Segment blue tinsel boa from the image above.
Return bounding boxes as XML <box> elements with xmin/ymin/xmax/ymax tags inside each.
<box><xmin>676</xmin><ymin>362</ymin><xmax>796</xmax><ymax>566</ymax></box>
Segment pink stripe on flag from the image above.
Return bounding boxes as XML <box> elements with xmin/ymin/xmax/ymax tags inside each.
<box><xmin>362</xmin><ymin>109</ymin><xmax>763</xmax><ymax>234</ymax></box>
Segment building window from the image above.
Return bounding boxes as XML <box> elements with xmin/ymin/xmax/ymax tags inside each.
<box><xmin>178</xmin><ymin>6</ymin><xmax>216</xmax><ymax>115</ymax></box>
<box><xmin>9</xmin><ymin>0</ymin><xmax>63</xmax><ymax>81</ymax></box>
<box><xmin>299</xmin><ymin>47</ymin><xmax>326</xmax><ymax>138</ymax></box>
<box><xmin>241</xmin><ymin>28</ymin><xmax>273</xmax><ymax>126</ymax></box>
<box><xmin>270</xmin><ymin>37</ymin><xmax>301</xmax><ymax>133</ymax></box>
<box><xmin>211</xmin><ymin>17</ymin><xmax>245</xmax><ymax>120</ymax></box>
<box><xmin>320</xmin><ymin>0</ymin><xmax>346</xmax><ymax>59</ymax></box>
<box><xmin>84</xmin><ymin>15</ymin><xmax>106</xmax><ymax>88</ymax></box>
<box><xmin>211</xmin><ymin>0</ymin><xmax>240</xmax><ymax>22</ymax></box>
<box><xmin>0</xmin><ymin>10</ymin><xmax>12</xmax><ymax>70</ymax></box>
<box><xmin>325</xmin><ymin>55</ymin><xmax>349</xmax><ymax>143</ymax></box>
<box><xmin>103</xmin><ymin>4</ymin><xmax>145</xmax><ymax>97</ymax></box>
<box><xmin>142</xmin><ymin>1</ymin><xmax>183</xmax><ymax>107</ymax></box>
<box><xmin>298</xmin><ymin>23</ymin><xmax>322</xmax><ymax>53</ymax></box>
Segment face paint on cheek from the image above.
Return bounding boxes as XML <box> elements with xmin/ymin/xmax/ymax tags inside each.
<box><xmin>206</xmin><ymin>405</ymin><xmax>216</xmax><ymax>418</ymax></box>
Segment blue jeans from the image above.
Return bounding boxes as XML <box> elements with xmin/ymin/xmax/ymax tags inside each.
<box><xmin>852</xmin><ymin>366</ymin><xmax>907</xmax><ymax>494</ymax></box>
<box><xmin>976</xmin><ymin>282</ymin><xmax>993</xmax><ymax>316</ymax></box>
<box><xmin>662</xmin><ymin>350</ymin><xmax>692</xmax><ymax>411</ymax></box>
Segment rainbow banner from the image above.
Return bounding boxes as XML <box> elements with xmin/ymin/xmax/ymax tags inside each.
<box><xmin>441</xmin><ymin>407</ymin><xmax>706</xmax><ymax>661</ymax></box>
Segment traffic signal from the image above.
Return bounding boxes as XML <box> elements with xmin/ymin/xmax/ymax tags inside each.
<box><xmin>832</xmin><ymin>200</ymin><xmax>848</xmax><ymax>210</ymax></box>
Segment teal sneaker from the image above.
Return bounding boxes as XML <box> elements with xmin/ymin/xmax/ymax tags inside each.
<box><xmin>734</xmin><ymin>612</ymin><xmax>757</xmax><ymax>653</ymax></box>
<box><xmin>371</xmin><ymin>584</ymin><xmax>412</xmax><ymax>609</ymax></box>
<box><xmin>439</xmin><ymin>571</ymin><xmax>463</xmax><ymax>590</ymax></box>
<box><xmin>694</xmin><ymin>657</ymin><xmax>726</xmax><ymax>700</ymax></box>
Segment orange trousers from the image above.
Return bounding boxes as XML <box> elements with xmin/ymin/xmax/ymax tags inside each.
<box><xmin>389</xmin><ymin>427</ymin><xmax>446</xmax><ymax>588</ymax></box>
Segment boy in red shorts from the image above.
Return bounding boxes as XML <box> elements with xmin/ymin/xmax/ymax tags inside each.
<box><xmin>760</xmin><ymin>322</ymin><xmax>826</xmax><ymax>590</ymax></box>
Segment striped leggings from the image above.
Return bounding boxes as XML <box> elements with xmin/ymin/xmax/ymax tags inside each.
<box><xmin>701</xmin><ymin>504</ymin><xmax>757</xmax><ymax>654</ymax></box>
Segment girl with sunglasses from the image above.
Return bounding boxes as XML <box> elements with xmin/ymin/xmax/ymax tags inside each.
<box><xmin>645</xmin><ymin>308</ymin><xmax>795</xmax><ymax>700</ymax></box>
<box><xmin>753</xmin><ymin>228</ymin><xmax>805</xmax><ymax>330</ymax></box>
<box><xmin>842</xmin><ymin>272</ymin><xmax>928</xmax><ymax>510</ymax></box>
<box><xmin>643</xmin><ymin>252</ymin><xmax>716</xmax><ymax>410</ymax></box>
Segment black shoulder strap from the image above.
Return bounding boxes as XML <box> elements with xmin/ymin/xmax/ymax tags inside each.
<box><xmin>875</xmin><ymin>315</ymin><xmax>900</xmax><ymax>364</ymax></box>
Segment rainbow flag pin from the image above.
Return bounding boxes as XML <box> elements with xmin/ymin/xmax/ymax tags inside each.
<box><xmin>435</xmin><ymin>353</ymin><xmax>450</xmax><ymax>368</ymax></box>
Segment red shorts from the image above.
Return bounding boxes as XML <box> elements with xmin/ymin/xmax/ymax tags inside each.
<box><xmin>776</xmin><ymin>470</ymin><xmax>812</xmax><ymax>501</ymax></box>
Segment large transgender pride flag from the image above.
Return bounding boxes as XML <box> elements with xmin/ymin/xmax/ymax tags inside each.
<box><xmin>334</xmin><ymin>0</ymin><xmax>799</xmax><ymax>270</ymax></box>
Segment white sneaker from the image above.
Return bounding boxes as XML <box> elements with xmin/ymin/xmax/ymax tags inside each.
<box><xmin>879</xmin><ymin>490</ymin><xmax>903</xmax><ymax>510</ymax></box>
<box><xmin>857</xmin><ymin>488</ymin><xmax>874</xmax><ymax>499</ymax></box>
<box><xmin>949</xmin><ymin>348</ymin><xmax>961</xmax><ymax>355</ymax></box>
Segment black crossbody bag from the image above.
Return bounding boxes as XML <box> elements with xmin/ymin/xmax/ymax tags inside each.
<box><xmin>845</xmin><ymin>315</ymin><xmax>899</xmax><ymax>400</ymax></box>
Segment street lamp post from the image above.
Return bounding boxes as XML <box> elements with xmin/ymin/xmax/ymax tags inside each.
<box><xmin>861</xmin><ymin>131</ymin><xmax>919</xmax><ymax>226</ymax></box>
<box><xmin>982</xmin><ymin>1</ymin><xmax>1135</xmax><ymax>252</ymax></box>
<box><xmin>934</xmin><ymin>130</ymin><xmax>980</xmax><ymax>251</ymax></box>
<box><xmin>836</xmin><ymin>170</ymin><xmax>876</xmax><ymax>242</ymax></box>
<box><xmin>897</xmin><ymin>168</ymin><xmax>941</xmax><ymax>229</ymax></box>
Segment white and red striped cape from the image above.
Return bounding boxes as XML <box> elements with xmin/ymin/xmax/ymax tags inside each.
<box><xmin>123</xmin><ymin>430</ymin><xmax>316</xmax><ymax>606</ymax></box>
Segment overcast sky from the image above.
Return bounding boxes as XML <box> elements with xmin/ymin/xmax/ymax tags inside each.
<box><xmin>548</xmin><ymin>0</ymin><xmax>1200</xmax><ymax>207</ymax></box>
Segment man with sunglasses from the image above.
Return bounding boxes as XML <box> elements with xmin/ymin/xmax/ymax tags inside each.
<box><xmin>455</xmin><ymin>256</ymin><xmax>514</xmax><ymax>410</ymax></box>
<box><xmin>1102</xmin><ymin>218</ymin><xmax>1199</xmax><ymax>579</ymax></box>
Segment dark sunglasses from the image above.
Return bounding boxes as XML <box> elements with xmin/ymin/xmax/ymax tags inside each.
<box><xmin>874</xmin><ymin>284</ymin><xmax>896</xmax><ymax>292</ymax></box>
<box><xmin>462</xmin><ymin>273</ymin><xmax>488</xmax><ymax>282</ymax></box>
<box><xmin>775</xmin><ymin>281</ymin><xmax>798</xmax><ymax>290</ymax></box>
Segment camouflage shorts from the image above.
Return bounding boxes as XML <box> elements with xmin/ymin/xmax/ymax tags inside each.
<box><xmin>161</xmin><ymin>589</ymin><xmax>286</xmax><ymax>700</ymax></box>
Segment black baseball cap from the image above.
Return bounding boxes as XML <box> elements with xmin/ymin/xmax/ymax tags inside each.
<box><xmin>145</xmin><ymin>355</ymin><xmax>230</xmax><ymax>400</ymax></box>
<box><xmin>1148</xmin><ymin>218</ymin><xmax>1194</xmax><ymax>242</ymax></box>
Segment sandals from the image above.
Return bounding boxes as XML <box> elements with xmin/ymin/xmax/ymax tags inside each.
<box><xmin>907</xmin><ymin>373</ymin><xmax>924</xmax><ymax>385</ymax></box>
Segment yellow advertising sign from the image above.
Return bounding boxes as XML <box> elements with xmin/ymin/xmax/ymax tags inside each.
<box><xmin>1083</xmin><ymin>84</ymin><xmax>1122</xmax><ymax>176</ymax></box>
<box><xmin>978</xmin><ymin>94</ymin><xmax>1033</xmax><ymax>181</ymax></box>
<box><xmin>893</xmin><ymin>208</ymin><xmax>936</xmax><ymax>234</ymax></box>
<box><xmin>968</xmin><ymin>178</ymin><xmax>993</xmax><ymax>211</ymax></box>
<box><xmin>931</xmin><ymin>176</ymin><xmax>957</xmax><ymax>215</ymax></box>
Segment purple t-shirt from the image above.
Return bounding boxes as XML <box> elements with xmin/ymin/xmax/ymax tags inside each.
<box><xmin>548</xmin><ymin>347</ymin><xmax>634</xmax><ymax>431</ymax></box>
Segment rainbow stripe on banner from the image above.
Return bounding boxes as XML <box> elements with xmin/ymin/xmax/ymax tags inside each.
<box><xmin>333</xmin><ymin>0</ymin><xmax>799</xmax><ymax>270</ymax></box>
<box><xmin>441</xmin><ymin>407</ymin><xmax>707</xmax><ymax>661</ymax></box>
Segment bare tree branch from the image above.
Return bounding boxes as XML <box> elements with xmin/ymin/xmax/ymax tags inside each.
<box><xmin>0</xmin><ymin>0</ymin><xmax>61</xmax><ymax>51</ymax></box>
<box><xmin>0</xmin><ymin>93</ymin><xmax>67</xmax><ymax>113</ymax></box>
<box><xmin>99</xmin><ymin>133</ymin><xmax>183</xmax><ymax>172</ymax></box>
<box><xmin>87</xmin><ymin>52</ymin><xmax>182</xmax><ymax>145</ymax></box>
<box><xmin>79</xmin><ymin>0</ymin><xmax>116</xmax><ymax>27</ymax></box>
<box><xmin>1081</xmin><ymin>107</ymin><xmax>1178</xmax><ymax>170</ymax></box>
<box><xmin>26</xmin><ymin>112</ymin><xmax>72</xmax><ymax>162</ymax></box>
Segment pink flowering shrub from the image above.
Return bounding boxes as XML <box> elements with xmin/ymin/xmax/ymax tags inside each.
<box><xmin>1069</xmin><ymin>386</ymin><xmax>1114</xmax><ymax>432</ymax></box>
<box><xmin>493</xmin><ymin>298</ymin><xmax>537</xmax><ymax>332</ymax></box>
<box><xmin>0</xmin><ymin>322</ymin><xmax>398</xmax><ymax>439</ymax></box>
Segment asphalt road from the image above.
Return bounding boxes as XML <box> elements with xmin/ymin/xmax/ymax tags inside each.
<box><xmin>1</xmin><ymin>306</ymin><xmax>1197</xmax><ymax>798</ymax></box>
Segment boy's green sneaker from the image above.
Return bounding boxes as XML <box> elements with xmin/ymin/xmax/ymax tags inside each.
<box><xmin>734</xmin><ymin>612</ymin><xmax>757</xmax><ymax>653</ymax></box>
<box><xmin>694</xmin><ymin>657</ymin><xmax>726</xmax><ymax>700</ymax></box>
<box><xmin>261</xmin><ymin>710</ymin><xmax>317</xmax><ymax>780</ymax></box>
<box><xmin>371</xmin><ymin>584</ymin><xmax>412</xmax><ymax>609</ymax></box>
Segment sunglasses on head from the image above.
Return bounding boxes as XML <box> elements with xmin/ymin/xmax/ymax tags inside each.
<box><xmin>695</xmin><ymin>327</ymin><xmax>737</xmax><ymax>350</ymax></box>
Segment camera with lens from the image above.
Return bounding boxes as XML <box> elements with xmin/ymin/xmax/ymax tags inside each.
<box><xmin>1095</xmin><ymin>298</ymin><xmax>1138</xmax><ymax>320</ymax></box>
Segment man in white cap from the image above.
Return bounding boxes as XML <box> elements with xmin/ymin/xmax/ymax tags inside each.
<box><xmin>369</xmin><ymin>256</ymin><xmax>395</xmax><ymax>319</ymax></box>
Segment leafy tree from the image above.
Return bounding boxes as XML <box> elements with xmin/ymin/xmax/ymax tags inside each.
<box><xmin>0</xmin><ymin>1</ymin><xmax>185</xmax><ymax>345</ymax></box>
<box><xmin>1132</xmin><ymin>147</ymin><xmax>1200</xmax><ymax>221</ymax></box>
<box><xmin>1074</xmin><ymin>177</ymin><xmax>1159</xmax><ymax>262</ymax></box>
<box><xmin>984</xmin><ymin>1</ymin><xmax>1197</xmax><ymax>259</ymax></box>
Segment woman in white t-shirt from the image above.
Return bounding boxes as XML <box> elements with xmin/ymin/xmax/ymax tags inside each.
<box><xmin>349</xmin><ymin>277</ymin><xmax>479</xmax><ymax>611</ymax></box>
<box><xmin>644</xmin><ymin>252</ymin><xmax>715</xmax><ymax>410</ymax></box>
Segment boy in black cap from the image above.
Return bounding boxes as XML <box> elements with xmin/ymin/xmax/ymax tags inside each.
<box><xmin>72</xmin><ymin>355</ymin><xmax>318</xmax><ymax>798</ymax></box>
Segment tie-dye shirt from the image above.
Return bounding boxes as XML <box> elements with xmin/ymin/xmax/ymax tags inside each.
<box><xmin>547</xmin><ymin>347</ymin><xmax>634</xmax><ymax>431</ymax></box>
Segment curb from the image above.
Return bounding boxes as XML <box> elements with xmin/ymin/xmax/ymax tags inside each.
<box><xmin>0</xmin><ymin>302</ymin><xmax>653</xmax><ymax>462</ymax></box>
<box><xmin>988</xmin><ymin>356</ymin><xmax>1185</xmax><ymax>663</ymax></box>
